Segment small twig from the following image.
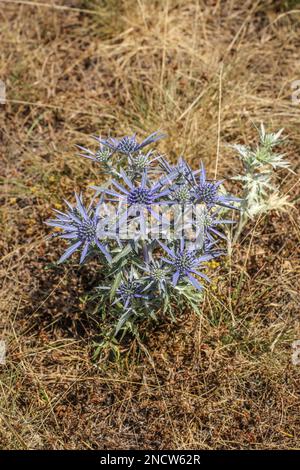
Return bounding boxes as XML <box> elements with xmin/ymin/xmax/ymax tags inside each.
<box><xmin>214</xmin><ymin>63</ymin><xmax>223</xmax><ymax>179</ymax></box>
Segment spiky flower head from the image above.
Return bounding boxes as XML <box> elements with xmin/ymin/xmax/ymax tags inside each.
<box><xmin>158</xmin><ymin>238</ymin><xmax>215</xmax><ymax>290</ymax></box>
<box><xmin>192</xmin><ymin>206</ymin><xmax>235</xmax><ymax>249</ymax></box>
<box><xmin>194</xmin><ymin>162</ymin><xmax>241</xmax><ymax>210</ymax></box>
<box><xmin>97</xmin><ymin>131</ymin><xmax>166</xmax><ymax>156</ymax></box>
<box><xmin>151</xmin><ymin>266</ymin><xmax>167</xmax><ymax>282</ymax></box>
<box><xmin>232</xmin><ymin>124</ymin><xmax>289</xmax><ymax>170</ymax></box>
<box><xmin>46</xmin><ymin>193</ymin><xmax>111</xmax><ymax>264</ymax></box>
<box><xmin>115</xmin><ymin>269</ymin><xmax>148</xmax><ymax>308</ymax></box>
<box><xmin>139</xmin><ymin>259</ymin><xmax>169</xmax><ymax>292</ymax></box>
<box><xmin>94</xmin><ymin>147</ymin><xmax>111</xmax><ymax>162</ymax></box>
<box><xmin>171</xmin><ymin>183</ymin><xmax>195</xmax><ymax>204</ymax></box>
<box><xmin>76</xmin><ymin>142</ymin><xmax>112</xmax><ymax>164</ymax></box>
<box><xmin>196</xmin><ymin>206</ymin><xmax>214</xmax><ymax>228</ymax></box>
<box><xmin>117</xmin><ymin>280</ymin><xmax>141</xmax><ymax>305</ymax></box>
<box><xmin>127</xmin><ymin>187</ymin><xmax>154</xmax><ymax>206</ymax></box>
<box><xmin>196</xmin><ymin>181</ymin><xmax>219</xmax><ymax>205</ymax></box>
<box><xmin>92</xmin><ymin>169</ymin><xmax>171</xmax><ymax>232</ymax></box>
<box><xmin>173</xmin><ymin>250</ymin><xmax>197</xmax><ymax>273</ymax></box>
<box><xmin>127</xmin><ymin>150</ymin><xmax>161</xmax><ymax>178</ymax></box>
<box><xmin>130</xmin><ymin>151</ymin><xmax>151</xmax><ymax>170</ymax></box>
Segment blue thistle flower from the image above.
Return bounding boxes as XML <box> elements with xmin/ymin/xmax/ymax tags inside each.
<box><xmin>46</xmin><ymin>193</ymin><xmax>112</xmax><ymax>264</ymax></box>
<box><xmin>139</xmin><ymin>259</ymin><xmax>170</xmax><ymax>292</ymax></box>
<box><xmin>194</xmin><ymin>163</ymin><xmax>241</xmax><ymax>209</ymax></box>
<box><xmin>76</xmin><ymin>141</ymin><xmax>112</xmax><ymax>163</ymax></box>
<box><xmin>127</xmin><ymin>150</ymin><xmax>161</xmax><ymax>177</ymax></box>
<box><xmin>170</xmin><ymin>183</ymin><xmax>195</xmax><ymax>204</ymax></box>
<box><xmin>92</xmin><ymin>169</ymin><xmax>170</xmax><ymax>223</ymax></box>
<box><xmin>159</xmin><ymin>157</ymin><xmax>199</xmax><ymax>204</ymax></box>
<box><xmin>194</xmin><ymin>207</ymin><xmax>234</xmax><ymax>244</ymax></box>
<box><xmin>96</xmin><ymin>131</ymin><xmax>166</xmax><ymax>156</ymax></box>
<box><xmin>158</xmin><ymin>238</ymin><xmax>215</xmax><ymax>290</ymax></box>
<box><xmin>115</xmin><ymin>270</ymin><xmax>148</xmax><ymax>308</ymax></box>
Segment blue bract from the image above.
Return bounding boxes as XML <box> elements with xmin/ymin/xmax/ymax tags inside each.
<box><xmin>46</xmin><ymin>193</ymin><xmax>111</xmax><ymax>264</ymax></box>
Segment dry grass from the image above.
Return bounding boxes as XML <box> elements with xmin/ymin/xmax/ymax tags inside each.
<box><xmin>0</xmin><ymin>0</ymin><xmax>300</xmax><ymax>449</ymax></box>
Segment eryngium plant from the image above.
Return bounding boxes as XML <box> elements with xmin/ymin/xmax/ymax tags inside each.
<box><xmin>231</xmin><ymin>123</ymin><xmax>292</xmax><ymax>242</ymax></box>
<box><xmin>47</xmin><ymin>131</ymin><xmax>240</xmax><ymax>338</ymax></box>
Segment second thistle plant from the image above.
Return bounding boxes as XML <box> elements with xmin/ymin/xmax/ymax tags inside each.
<box><xmin>231</xmin><ymin>123</ymin><xmax>292</xmax><ymax>242</ymax></box>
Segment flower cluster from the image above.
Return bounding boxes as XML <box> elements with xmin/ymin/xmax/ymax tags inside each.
<box><xmin>47</xmin><ymin>130</ymin><xmax>240</xmax><ymax>335</ymax></box>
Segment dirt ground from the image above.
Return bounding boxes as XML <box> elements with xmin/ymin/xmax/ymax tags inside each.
<box><xmin>0</xmin><ymin>0</ymin><xmax>300</xmax><ymax>449</ymax></box>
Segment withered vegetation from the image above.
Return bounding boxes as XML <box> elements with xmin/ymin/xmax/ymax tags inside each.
<box><xmin>0</xmin><ymin>0</ymin><xmax>299</xmax><ymax>449</ymax></box>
